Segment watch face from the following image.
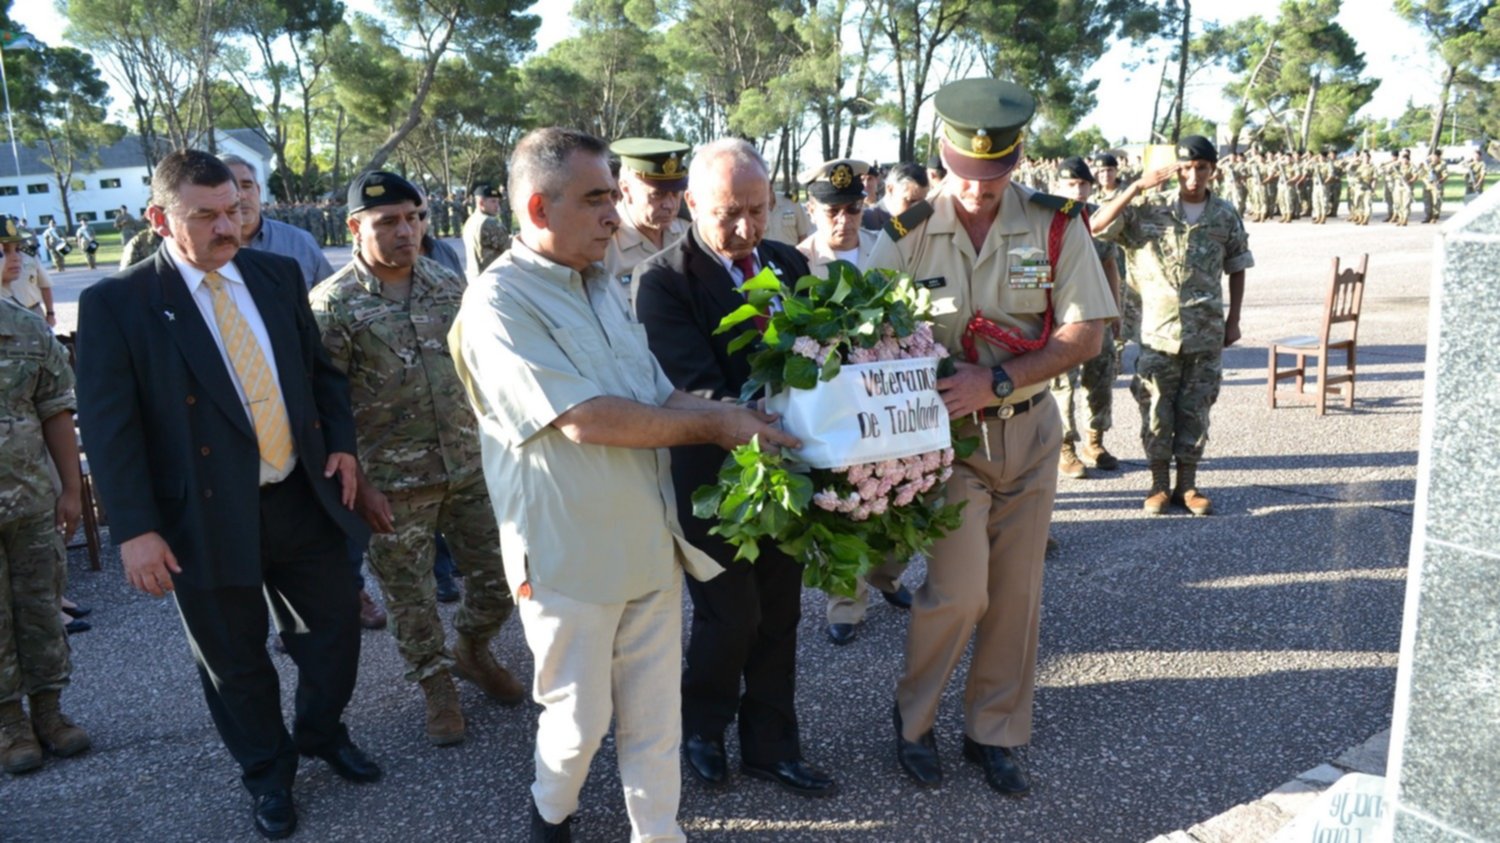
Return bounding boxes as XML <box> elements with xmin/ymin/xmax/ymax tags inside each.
<box><xmin>992</xmin><ymin>369</ymin><xmax>1014</xmax><ymax>398</ymax></box>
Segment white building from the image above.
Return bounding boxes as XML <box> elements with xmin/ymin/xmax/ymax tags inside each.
<box><xmin>0</xmin><ymin>128</ymin><xmax>274</xmax><ymax>230</ymax></box>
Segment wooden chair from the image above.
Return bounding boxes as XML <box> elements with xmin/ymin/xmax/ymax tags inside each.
<box><xmin>1267</xmin><ymin>254</ymin><xmax>1368</xmax><ymax>415</ymax></box>
<box><xmin>56</xmin><ymin>332</ymin><xmax>105</xmax><ymax>570</ymax></box>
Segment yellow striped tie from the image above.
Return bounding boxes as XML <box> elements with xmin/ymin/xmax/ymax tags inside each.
<box><xmin>203</xmin><ymin>271</ymin><xmax>293</xmax><ymax>472</ymax></box>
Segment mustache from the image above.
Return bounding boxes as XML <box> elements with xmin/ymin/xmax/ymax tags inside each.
<box><xmin>214</xmin><ymin>236</ymin><xmax>240</xmax><ymax>248</ymax></box>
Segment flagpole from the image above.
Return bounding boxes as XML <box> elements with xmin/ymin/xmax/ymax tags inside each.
<box><xmin>0</xmin><ymin>40</ymin><xmax>31</xmax><ymax>223</ymax></box>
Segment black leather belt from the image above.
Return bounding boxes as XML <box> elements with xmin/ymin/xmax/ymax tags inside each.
<box><xmin>979</xmin><ymin>391</ymin><xmax>1046</xmax><ymax>420</ymax></box>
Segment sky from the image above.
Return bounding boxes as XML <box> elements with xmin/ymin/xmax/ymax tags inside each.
<box><xmin>10</xmin><ymin>0</ymin><xmax>1446</xmax><ymax>163</ymax></box>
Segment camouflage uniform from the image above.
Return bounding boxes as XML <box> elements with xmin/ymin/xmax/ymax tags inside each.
<box><xmin>0</xmin><ymin>300</ymin><xmax>75</xmax><ymax>707</ymax></box>
<box><xmin>1417</xmin><ymin>159</ymin><xmax>1447</xmax><ymax>223</ymax></box>
<box><xmin>429</xmin><ymin>198</ymin><xmax>449</xmax><ymax>240</ymax></box>
<box><xmin>1309</xmin><ymin>159</ymin><xmax>1332</xmax><ymax>223</ymax></box>
<box><xmin>461</xmin><ymin>209</ymin><xmax>511</xmax><ymax>279</ymax></box>
<box><xmin>1050</xmin><ymin>235</ymin><xmax>1118</xmax><ymax>444</ymax></box>
<box><xmin>113</xmin><ymin>211</ymin><xmax>140</xmax><ymax>245</ymax></box>
<box><xmin>309</xmin><ymin>256</ymin><xmax>512</xmax><ymax>683</ymax></box>
<box><xmin>118</xmin><ymin>230</ymin><xmax>162</xmax><ymax>270</ymax></box>
<box><xmin>1391</xmin><ymin>160</ymin><xmax>1416</xmax><ymax>225</ymax></box>
<box><xmin>1351</xmin><ymin>160</ymin><xmax>1376</xmax><ymax>225</ymax></box>
<box><xmin>1098</xmin><ymin>191</ymin><xmax>1254</xmax><ymax>465</ymax></box>
<box><xmin>1465</xmin><ymin>159</ymin><xmax>1487</xmax><ymax>196</ymax></box>
<box><xmin>452</xmin><ymin>199</ymin><xmax>469</xmax><ymax>235</ymax></box>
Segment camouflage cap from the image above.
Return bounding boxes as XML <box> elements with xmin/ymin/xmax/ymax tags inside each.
<box><xmin>1176</xmin><ymin>135</ymin><xmax>1219</xmax><ymax>164</ymax></box>
<box><xmin>0</xmin><ymin>216</ymin><xmax>28</xmax><ymax>244</ymax></box>
<box><xmin>1057</xmin><ymin>156</ymin><xmax>1095</xmax><ymax>184</ymax></box>
<box><xmin>347</xmin><ymin>171</ymin><xmax>423</xmax><ymax>215</ymax></box>
<box><xmin>933</xmin><ymin>78</ymin><xmax>1036</xmax><ymax>181</ymax></box>
<box><xmin>611</xmin><ymin>137</ymin><xmax>691</xmax><ymax>191</ymax></box>
<box><xmin>798</xmin><ymin>158</ymin><xmax>869</xmax><ymax>205</ymax></box>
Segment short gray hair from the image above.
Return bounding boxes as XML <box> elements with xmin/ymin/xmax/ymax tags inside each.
<box><xmin>508</xmin><ymin>127</ymin><xmax>610</xmax><ymax>207</ymax></box>
<box><xmin>218</xmin><ymin>154</ymin><xmax>258</xmax><ymax>184</ymax></box>
<box><xmin>688</xmin><ymin>138</ymin><xmax>768</xmax><ymax>197</ymax></box>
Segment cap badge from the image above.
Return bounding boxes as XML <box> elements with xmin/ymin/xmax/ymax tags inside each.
<box><xmin>1178</xmin><ymin>147</ymin><xmax>1190</xmax><ymax>159</ymax></box>
<box><xmin>366</xmin><ymin>185</ymin><xmax>385</xmax><ymax>197</ymax></box>
<box><xmin>662</xmin><ymin>154</ymin><xmax>680</xmax><ymax>175</ymax></box>
<box><xmin>830</xmin><ymin>164</ymin><xmax>853</xmax><ymax>189</ymax></box>
<box><xmin>972</xmin><ymin>129</ymin><xmax>992</xmax><ymax>155</ymax></box>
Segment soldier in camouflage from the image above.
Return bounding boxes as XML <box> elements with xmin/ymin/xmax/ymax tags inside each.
<box><xmin>0</xmin><ymin>218</ymin><xmax>90</xmax><ymax>774</ymax></box>
<box><xmin>1092</xmin><ymin>153</ymin><xmax>1139</xmax><ymax>350</ymax></box>
<box><xmin>1390</xmin><ymin>149</ymin><xmax>1416</xmax><ymax>226</ymax></box>
<box><xmin>451</xmin><ymin>194</ymin><xmax>469</xmax><ymax>236</ymax></box>
<box><xmin>1094</xmin><ymin>135</ymin><xmax>1254</xmax><ymax>517</ymax></box>
<box><xmin>309</xmin><ymin>172</ymin><xmax>520</xmax><ymax>748</ymax></box>
<box><xmin>461</xmin><ymin>185</ymin><xmax>511</xmax><ymax>279</ymax></box>
<box><xmin>1350</xmin><ymin>151</ymin><xmax>1376</xmax><ymax>225</ymax></box>
<box><xmin>1049</xmin><ymin>157</ymin><xmax>1123</xmax><ymax>478</ymax></box>
<box><xmin>118</xmin><ymin>228</ymin><xmax>163</xmax><ymax>269</ymax></box>
<box><xmin>428</xmin><ymin>193</ymin><xmax>449</xmax><ymax>241</ymax></box>
<box><xmin>1464</xmin><ymin>149</ymin><xmax>1487</xmax><ymax>198</ymax></box>
<box><xmin>1417</xmin><ymin>149</ymin><xmax>1447</xmax><ymax>224</ymax></box>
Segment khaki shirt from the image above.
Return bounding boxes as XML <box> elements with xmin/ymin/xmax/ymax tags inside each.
<box><xmin>310</xmin><ymin>255</ymin><xmax>479</xmax><ymax>493</ymax></box>
<box><xmin>0</xmin><ymin>298</ymin><xmax>75</xmax><ymax>522</ymax></box>
<box><xmin>449</xmin><ymin>239</ymin><xmax>720</xmax><ymax>604</ymax></box>
<box><xmin>1</xmin><ymin>254</ymin><xmax>51</xmax><ymax>315</ymax></box>
<box><xmin>607</xmin><ymin>212</ymin><xmax>687</xmax><ymax>305</ymax></box>
<box><xmin>796</xmin><ymin>228</ymin><xmax>879</xmax><ymax>276</ymax></box>
<box><xmin>764</xmin><ymin>194</ymin><xmax>813</xmax><ymax>246</ymax></box>
<box><xmin>463</xmin><ymin>210</ymin><xmax>512</xmax><ymax>279</ymax></box>
<box><xmin>1098</xmin><ymin>191</ymin><xmax>1254</xmax><ymax>355</ymax></box>
<box><xmin>867</xmin><ymin>183</ymin><xmax>1117</xmax><ymax>406</ymax></box>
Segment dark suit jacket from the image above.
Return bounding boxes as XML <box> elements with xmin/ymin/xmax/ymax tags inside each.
<box><xmin>635</xmin><ymin>226</ymin><xmax>811</xmax><ymax>562</ymax></box>
<box><xmin>77</xmin><ymin>246</ymin><xmax>368</xmax><ymax>591</ymax></box>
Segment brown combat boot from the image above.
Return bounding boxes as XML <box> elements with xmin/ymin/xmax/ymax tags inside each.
<box><xmin>1057</xmin><ymin>442</ymin><xmax>1088</xmax><ymax>479</ymax></box>
<box><xmin>1172</xmin><ymin>460</ymin><xmax>1214</xmax><ymax>516</ymax></box>
<box><xmin>453</xmin><ymin>634</ymin><xmax>526</xmax><ymax>706</ymax></box>
<box><xmin>1</xmin><ymin>701</ymin><xmax>44</xmax><ymax>774</ymax></box>
<box><xmin>1143</xmin><ymin>461</ymin><xmax>1172</xmax><ymax>515</ymax></box>
<box><xmin>1081</xmin><ymin>430</ymin><xmax>1119</xmax><ymax>470</ymax></box>
<box><xmin>419</xmin><ymin>671</ymin><xmax>465</xmax><ymax>746</ymax></box>
<box><xmin>29</xmin><ymin>691</ymin><xmax>90</xmax><ymax>757</ymax></box>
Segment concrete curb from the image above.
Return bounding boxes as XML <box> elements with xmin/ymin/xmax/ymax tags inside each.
<box><xmin>1147</xmin><ymin>729</ymin><xmax>1391</xmax><ymax>843</ymax></box>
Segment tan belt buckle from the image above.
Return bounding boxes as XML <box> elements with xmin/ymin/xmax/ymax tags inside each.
<box><xmin>998</xmin><ymin>403</ymin><xmax>1016</xmax><ymax>420</ymax></box>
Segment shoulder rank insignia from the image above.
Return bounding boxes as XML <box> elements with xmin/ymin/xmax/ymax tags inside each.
<box><xmin>884</xmin><ymin>200</ymin><xmax>933</xmax><ymax>241</ymax></box>
<box><xmin>1027</xmin><ymin>192</ymin><xmax>1086</xmax><ymax>217</ymax></box>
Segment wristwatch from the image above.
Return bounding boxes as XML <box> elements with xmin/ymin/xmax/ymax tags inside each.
<box><xmin>990</xmin><ymin>366</ymin><xmax>1015</xmax><ymax>400</ymax></box>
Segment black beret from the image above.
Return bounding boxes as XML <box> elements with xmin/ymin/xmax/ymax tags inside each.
<box><xmin>473</xmin><ymin>184</ymin><xmax>502</xmax><ymax>199</ymax></box>
<box><xmin>347</xmin><ymin>171</ymin><xmax>423</xmax><ymax>214</ymax></box>
<box><xmin>1057</xmin><ymin>156</ymin><xmax>1095</xmax><ymax>183</ymax></box>
<box><xmin>1092</xmin><ymin>152</ymin><xmax>1119</xmax><ymax>169</ymax></box>
<box><xmin>1175</xmin><ymin>135</ymin><xmax>1219</xmax><ymax>164</ymax></box>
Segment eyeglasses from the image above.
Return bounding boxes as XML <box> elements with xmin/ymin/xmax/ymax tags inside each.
<box><xmin>821</xmin><ymin>204</ymin><xmax>864</xmax><ymax>217</ymax></box>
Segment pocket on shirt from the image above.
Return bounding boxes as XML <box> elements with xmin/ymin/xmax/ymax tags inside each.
<box><xmin>999</xmin><ymin>288</ymin><xmax>1049</xmax><ymax>314</ymax></box>
<box><xmin>552</xmin><ymin>327</ymin><xmax>609</xmax><ymax>373</ymax></box>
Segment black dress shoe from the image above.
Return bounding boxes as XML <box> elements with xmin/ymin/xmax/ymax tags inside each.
<box><xmin>742</xmin><ymin>758</ymin><xmax>838</xmax><ymax>798</ymax></box>
<box><xmin>530</xmin><ymin>799</ymin><xmax>572</xmax><ymax>842</ymax></box>
<box><xmin>881</xmin><ymin>585</ymin><xmax>914</xmax><ymax>610</ymax></box>
<box><xmin>62</xmin><ymin>603</ymin><xmax>92</xmax><ymax>619</ymax></box>
<box><xmin>826</xmin><ymin>622</ymin><xmax>857</xmax><ymax>646</ymax></box>
<box><xmin>962</xmin><ymin>736</ymin><xmax>1030</xmax><ymax>796</ymax></box>
<box><xmin>893</xmin><ymin>704</ymin><xmax>942</xmax><ymax>787</ymax></box>
<box><xmin>253</xmin><ymin>789</ymin><xmax>297</xmax><ymax>840</ymax></box>
<box><xmin>684</xmin><ymin>733</ymin><xmax>727</xmax><ymax>786</ymax></box>
<box><xmin>435</xmin><ymin>574</ymin><xmax>461</xmax><ymax>604</ymax></box>
<box><xmin>65</xmin><ymin>619</ymin><xmax>91</xmax><ymax>635</ymax></box>
<box><xmin>302</xmin><ymin>736</ymin><xmax>382</xmax><ymax>784</ymax></box>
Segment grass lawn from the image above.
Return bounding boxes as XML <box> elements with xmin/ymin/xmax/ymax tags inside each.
<box><xmin>48</xmin><ymin>229</ymin><xmax>124</xmax><ymax>271</ymax></box>
<box><xmin>1443</xmin><ymin>173</ymin><xmax>1499</xmax><ymax>203</ymax></box>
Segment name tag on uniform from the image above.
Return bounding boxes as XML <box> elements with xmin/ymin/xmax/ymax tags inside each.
<box><xmin>411</xmin><ymin>314</ymin><xmax>432</xmax><ymax>324</ymax></box>
<box><xmin>1007</xmin><ymin>246</ymin><xmax>1052</xmax><ymax>290</ymax></box>
<box><xmin>915</xmin><ymin>276</ymin><xmax>947</xmax><ymax>289</ymax></box>
<box><xmin>620</xmin><ymin>273</ymin><xmax>632</xmax><ymax>287</ymax></box>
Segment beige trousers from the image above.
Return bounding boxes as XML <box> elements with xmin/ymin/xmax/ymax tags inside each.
<box><xmin>825</xmin><ymin>557</ymin><xmax>908</xmax><ymax>624</ymax></box>
<box><xmin>520</xmin><ymin>573</ymin><xmax>685</xmax><ymax>843</ymax></box>
<box><xmin>896</xmin><ymin>396</ymin><xmax>1061</xmax><ymax>747</ymax></box>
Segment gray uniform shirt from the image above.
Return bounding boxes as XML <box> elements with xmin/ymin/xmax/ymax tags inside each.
<box><xmin>248</xmin><ymin>217</ymin><xmax>335</xmax><ymax>290</ymax></box>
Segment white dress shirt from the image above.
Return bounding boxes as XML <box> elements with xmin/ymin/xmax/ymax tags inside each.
<box><xmin>166</xmin><ymin>241</ymin><xmax>296</xmax><ymax>484</ymax></box>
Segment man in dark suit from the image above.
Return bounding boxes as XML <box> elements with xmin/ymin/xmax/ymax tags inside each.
<box><xmin>76</xmin><ymin>150</ymin><xmax>380</xmax><ymax>840</ymax></box>
<box><xmin>635</xmin><ymin>138</ymin><xmax>836</xmax><ymax>799</ymax></box>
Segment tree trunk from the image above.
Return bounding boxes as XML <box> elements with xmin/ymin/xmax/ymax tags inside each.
<box><xmin>1172</xmin><ymin>0</ymin><xmax>1191</xmax><ymax>144</ymax></box>
<box><xmin>1231</xmin><ymin>36</ymin><xmax>1277</xmax><ymax>151</ymax></box>
<box><xmin>1149</xmin><ymin>59</ymin><xmax>1170</xmax><ymax>141</ymax></box>
<box><xmin>1427</xmin><ymin>63</ymin><xmax>1456</xmax><ymax>153</ymax></box>
<box><xmin>362</xmin><ymin>18</ymin><xmax>458</xmax><ymax>174</ymax></box>
<box><xmin>1298</xmin><ymin>74</ymin><xmax>1320</xmax><ymax>152</ymax></box>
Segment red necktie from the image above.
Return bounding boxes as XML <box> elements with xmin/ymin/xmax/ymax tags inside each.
<box><xmin>734</xmin><ymin>254</ymin><xmax>768</xmax><ymax>330</ymax></box>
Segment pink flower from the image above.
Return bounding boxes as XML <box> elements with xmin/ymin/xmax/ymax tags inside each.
<box><xmin>852</xmin><ymin>504</ymin><xmax>871</xmax><ymax>521</ymax></box>
<box><xmin>940</xmin><ymin>466</ymin><xmax>953</xmax><ymax>482</ymax></box>
<box><xmin>893</xmin><ymin>483</ymin><xmax>919</xmax><ymax>507</ymax></box>
<box><xmin>837</xmin><ymin>493</ymin><xmax>861</xmax><ymax>514</ymax></box>
<box><xmin>848</xmin><ymin>463</ymin><xmax>872</xmax><ymax>484</ymax></box>
<box><xmin>792</xmin><ymin>336</ymin><xmax>823</xmax><ymax>360</ymax></box>
<box><xmin>857</xmin><ymin>479</ymin><xmax>880</xmax><ymax>500</ymax></box>
<box><xmin>941</xmin><ymin>448</ymin><xmax>955</xmax><ymax>466</ymax></box>
<box><xmin>869</xmin><ymin>496</ymin><xmax>890</xmax><ymax>516</ymax></box>
<box><xmin>813</xmin><ymin>491</ymin><xmax>841</xmax><ymax>512</ymax></box>
<box><xmin>919</xmin><ymin>475</ymin><xmax>937</xmax><ymax>493</ymax></box>
<box><xmin>849</xmin><ymin>347</ymin><xmax>877</xmax><ymax>364</ymax></box>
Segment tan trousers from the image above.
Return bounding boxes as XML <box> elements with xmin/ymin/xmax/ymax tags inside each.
<box><xmin>896</xmin><ymin>397</ymin><xmax>1061</xmax><ymax>747</ymax></box>
<box><xmin>520</xmin><ymin>574</ymin><xmax>685</xmax><ymax>843</ymax></box>
<box><xmin>825</xmin><ymin>557</ymin><xmax>907</xmax><ymax>624</ymax></box>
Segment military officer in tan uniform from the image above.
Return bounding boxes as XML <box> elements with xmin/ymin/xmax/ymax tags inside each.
<box><xmin>606</xmin><ymin>138</ymin><xmax>691</xmax><ymax>304</ymax></box>
<box><xmin>794</xmin><ymin>159</ymin><xmax>914</xmax><ymax>646</ymax></box>
<box><xmin>868</xmin><ymin>79</ymin><xmax>1116</xmax><ymax>796</ymax></box>
<box><xmin>764</xmin><ymin>184</ymin><xmax>813</xmax><ymax>246</ymax></box>
<box><xmin>462</xmin><ymin>184</ymin><xmax>511</xmax><ymax>279</ymax></box>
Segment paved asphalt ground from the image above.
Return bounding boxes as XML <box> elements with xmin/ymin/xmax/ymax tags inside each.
<box><xmin>6</xmin><ymin>212</ymin><xmax>1436</xmax><ymax>841</ymax></box>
